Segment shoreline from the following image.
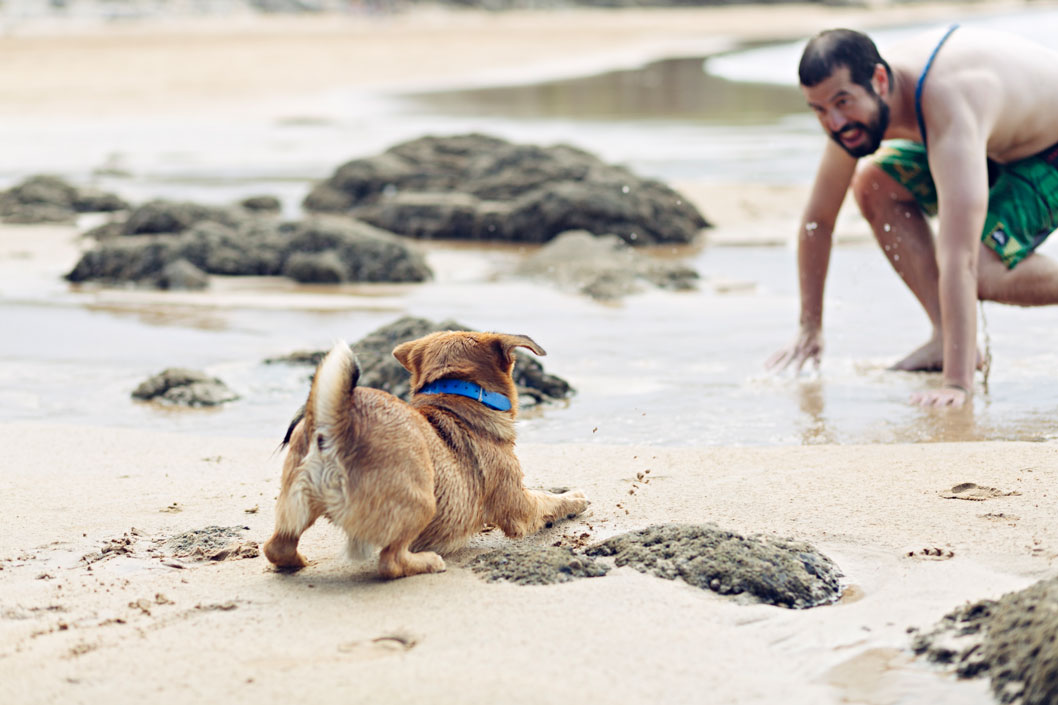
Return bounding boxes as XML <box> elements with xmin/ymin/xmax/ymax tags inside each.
<box><xmin>0</xmin><ymin>1</ymin><xmax>1038</xmax><ymax>119</ymax></box>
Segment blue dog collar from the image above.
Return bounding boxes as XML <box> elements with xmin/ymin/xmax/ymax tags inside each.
<box><xmin>418</xmin><ymin>379</ymin><xmax>512</xmax><ymax>411</ymax></box>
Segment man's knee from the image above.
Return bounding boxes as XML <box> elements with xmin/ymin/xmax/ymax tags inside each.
<box><xmin>850</xmin><ymin>162</ymin><xmax>915</xmax><ymax>222</ymax></box>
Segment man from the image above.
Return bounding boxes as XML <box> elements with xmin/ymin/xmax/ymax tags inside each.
<box><xmin>768</xmin><ymin>26</ymin><xmax>1058</xmax><ymax>407</ymax></box>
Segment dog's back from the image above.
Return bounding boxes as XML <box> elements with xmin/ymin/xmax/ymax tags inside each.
<box><xmin>264</xmin><ymin>332</ymin><xmax>588</xmax><ymax>580</ymax></box>
<box><xmin>266</xmin><ymin>341</ymin><xmax>444</xmax><ymax>577</ymax></box>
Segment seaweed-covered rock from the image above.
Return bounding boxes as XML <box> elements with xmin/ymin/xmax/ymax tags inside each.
<box><xmin>265</xmin><ymin>315</ymin><xmax>572</xmax><ymax>407</ymax></box>
<box><xmin>239</xmin><ymin>195</ymin><xmax>282</xmax><ymax>213</ymax></box>
<box><xmin>131</xmin><ymin>368</ymin><xmax>240</xmax><ymax>407</ymax></box>
<box><xmin>468</xmin><ymin>545</ymin><xmax>609</xmax><ymax>585</ymax></box>
<box><xmin>122</xmin><ymin>199</ymin><xmax>248</xmax><ymax>235</ymax></box>
<box><xmin>0</xmin><ymin>175</ymin><xmax>129</xmax><ymax>224</ymax></box>
<box><xmin>586</xmin><ymin>523</ymin><xmax>843</xmax><ymax>609</ymax></box>
<box><xmin>911</xmin><ymin>576</ymin><xmax>1058</xmax><ymax>705</ymax></box>
<box><xmin>66</xmin><ymin>215</ymin><xmax>430</xmax><ymax>287</ymax></box>
<box><xmin>516</xmin><ymin>230</ymin><xmax>699</xmax><ymax>300</ymax></box>
<box><xmin>303</xmin><ymin>133</ymin><xmax>708</xmax><ymax>246</ymax></box>
<box><xmin>156</xmin><ymin>258</ymin><xmax>210</xmax><ymax>290</ymax></box>
<box><xmin>282</xmin><ymin>218</ymin><xmax>431</xmax><ymax>283</ymax></box>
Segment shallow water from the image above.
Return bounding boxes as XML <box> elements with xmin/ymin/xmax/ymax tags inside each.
<box><xmin>3</xmin><ymin>7</ymin><xmax>1058</xmax><ymax>446</ymax></box>
<box><xmin>4</xmin><ymin>229</ymin><xmax>1057</xmax><ymax>446</ymax></box>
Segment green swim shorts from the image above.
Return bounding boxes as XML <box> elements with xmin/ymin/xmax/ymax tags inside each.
<box><xmin>871</xmin><ymin>139</ymin><xmax>1058</xmax><ymax>268</ymax></box>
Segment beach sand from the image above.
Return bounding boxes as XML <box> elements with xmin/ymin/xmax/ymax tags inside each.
<box><xmin>3</xmin><ymin>3</ymin><xmax>1056</xmax><ymax>703</ymax></box>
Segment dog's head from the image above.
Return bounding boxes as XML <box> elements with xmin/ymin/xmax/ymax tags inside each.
<box><xmin>393</xmin><ymin>331</ymin><xmax>545</xmax><ymax>407</ymax></box>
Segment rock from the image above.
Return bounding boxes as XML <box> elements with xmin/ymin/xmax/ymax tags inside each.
<box><xmin>282</xmin><ymin>250</ymin><xmax>347</xmax><ymax>284</ymax></box>
<box><xmin>469</xmin><ymin>545</ymin><xmax>610</xmax><ymax>585</ymax></box>
<box><xmin>283</xmin><ymin>217</ymin><xmax>431</xmax><ymax>283</ymax></box>
<box><xmin>265</xmin><ymin>315</ymin><xmax>573</xmax><ymax>407</ymax></box>
<box><xmin>0</xmin><ymin>175</ymin><xmax>129</xmax><ymax>224</ymax></box>
<box><xmin>304</xmin><ymin>133</ymin><xmax>708</xmax><ymax>245</ymax></box>
<box><xmin>239</xmin><ymin>195</ymin><xmax>282</xmax><ymax>213</ymax></box>
<box><xmin>156</xmin><ymin>259</ymin><xmax>210</xmax><ymax>290</ymax></box>
<box><xmin>585</xmin><ymin>523</ymin><xmax>844</xmax><ymax>609</ymax></box>
<box><xmin>911</xmin><ymin>575</ymin><xmax>1058</xmax><ymax>705</ymax></box>
<box><xmin>131</xmin><ymin>368</ymin><xmax>240</xmax><ymax>407</ymax></box>
<box><xmin>179</xmin><ymin>220</ymin><xmax>287</xmax><ymax>276</ymax></box>
<box><xmin>122</xmin><ymin>199</ymin><xmax>247</xmax><ymax>235</ymax></box>
<box><xmin>516</xmin><ymin>230</ymin><xmax>699</xmax><ymax>300</ymax></box>
<box><xmin>66</xmin><ymin>236</ymin><xmax>184</xmax><ymax>284</ymax></box>
<box><xmin>66</xmin><ymin>215</ymin><xmax>430</xmax><ymax>286</ymax></box>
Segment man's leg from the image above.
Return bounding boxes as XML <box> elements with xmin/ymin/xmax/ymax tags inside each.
<box><xmin>851</xmin><ymin>161</ymin><xmax>947</xmax><ymax>370</ymax></box>
<box><xmin>977</xmin><ymin>245</ymin><xmax>1058</xmax><ymax>306</ymax></box>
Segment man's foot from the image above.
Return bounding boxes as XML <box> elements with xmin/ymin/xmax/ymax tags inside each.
<box><xmin>889</xmin><ymin>338</ymin><xmax>984</xmax><ymax>372</ymax></box>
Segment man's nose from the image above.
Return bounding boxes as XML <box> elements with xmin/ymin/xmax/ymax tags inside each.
<box><xmin>824</xmin><ymin>108</ymin><xmax>848</xmax><ymax>132</ymax></box>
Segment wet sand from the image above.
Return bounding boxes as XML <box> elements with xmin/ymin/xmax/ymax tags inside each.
<box><xmin>3</xmin><ymin>2</ymin><xmax>1058</xmax><ymax>703</ymax></box>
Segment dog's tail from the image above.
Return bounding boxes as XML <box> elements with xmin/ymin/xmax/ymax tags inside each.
<box><xmin>279</xmin><ymin>341</ymin><xmax>361</xmax><ymax>449</ymax></box>
<box><xmin>310</xmin><ymin>340</ymin><xmax>361</xmax><ymax>438</ymax></box>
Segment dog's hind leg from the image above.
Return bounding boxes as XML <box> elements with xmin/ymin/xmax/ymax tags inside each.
<box><xmin>378</xmin><ymin>541</ymin><xmax>445</xmax><ymax>579</ymax></box>
<box><xmin>264</xmin><ymin>484</ymin><xmax>321</xmax><ymax>571</ymax></box>
<box><xmin>264</xmin><ymin>421</ymin><xmax>321</xmax><ymax>571</ymax></box>
<box><xmin>375</xmin><ymin>489</ymin><xmax>446</xmax><ymax>579</ymax></box>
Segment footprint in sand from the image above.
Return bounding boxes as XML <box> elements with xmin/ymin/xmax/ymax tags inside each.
<box><xmin>338</xmin><ymin>633</ymin><xmax>417</xmax><ymax>660</ymax></box>
<box><xmin>939</xmin><ymin>482</ymin><xmax>1021</xmax><ymax>501</ymax></box>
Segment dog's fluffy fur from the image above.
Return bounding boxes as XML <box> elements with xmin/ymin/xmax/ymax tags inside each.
<box><xmin>263</xmin><ymin>331</ymin><xmax>589</xmax><ymax>579</ymax></box>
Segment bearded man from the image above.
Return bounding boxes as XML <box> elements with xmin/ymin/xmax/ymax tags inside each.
<box><xmin>768</xmin><ymin>26</ymin><xmax>1058</xmax><ymax>407</ymax></box>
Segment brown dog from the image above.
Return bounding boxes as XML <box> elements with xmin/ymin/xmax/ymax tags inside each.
<box><xmin>263</xmin><ymin>330</ymin><xmax>589</xmax><ymax>579</ymax></box>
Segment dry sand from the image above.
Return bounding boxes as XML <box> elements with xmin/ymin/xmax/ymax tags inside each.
<box><xmin>3</xmin><ymin>3</ymin><xmax>1057</xmax><ymax>703</ymax></box>
<box><xmin>4</xmin><ymin>424</ymin><xmax>1055</xmax><ymax>704</ymax></box>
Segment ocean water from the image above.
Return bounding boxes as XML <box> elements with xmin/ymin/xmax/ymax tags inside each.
<box><xmin>2</xmin><ymin>5</ymin><xmax>1058</xmax><ymax>446</ymax></box>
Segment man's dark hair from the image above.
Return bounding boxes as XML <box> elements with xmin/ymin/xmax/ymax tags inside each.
<box><xmin>798</xmin><ymin>29</ymin><xmax>892</xmax><ymax>89</ymax></box>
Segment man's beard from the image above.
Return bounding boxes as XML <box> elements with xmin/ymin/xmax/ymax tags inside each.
<box><xmin>829</xmin><ymin>94</ymin><xmax>890</xmax><ymax>158</ymax></box>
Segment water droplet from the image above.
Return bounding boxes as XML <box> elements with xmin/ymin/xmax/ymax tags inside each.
<box><xmin>621</xmin><ymin>185</ymin><xmax>630</xmax><ymax>194</ymax></box>
<box><xmin>883</xmin><ymin>223</ymin><xmax>891</xmax><ymax>232</ymax></box>
<box><xmin>805</xmin><ymin>222</ymin><xmax>818</xmax><ymax>231</ymax></box>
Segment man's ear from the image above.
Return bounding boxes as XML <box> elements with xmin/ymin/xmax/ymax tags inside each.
<box><xmin>871</xmin><ymin>63</ymin><xmax>889</xmax><ymax>98</ymax></box>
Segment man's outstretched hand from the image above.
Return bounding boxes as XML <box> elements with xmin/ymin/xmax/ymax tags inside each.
<box><xmin>766</xmin><ymin>328</ymin><xmax>823</xmax><ymax>374</ymax></box>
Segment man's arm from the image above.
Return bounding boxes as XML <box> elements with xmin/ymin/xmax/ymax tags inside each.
<box><xmin>913</xmin><ymin>98</ymin><xmax>991</xmax><ymax>406</ymax></box>
<box><xmin>768</xmin><ymin>140</ymin><xmax>856</xmax><ymax>372</ymax></box>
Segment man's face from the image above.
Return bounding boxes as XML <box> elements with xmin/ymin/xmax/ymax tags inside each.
<box><xmin>802</xmin><ymin>65</ymin><xmax>889</xmax><ymax>158</ymax></box>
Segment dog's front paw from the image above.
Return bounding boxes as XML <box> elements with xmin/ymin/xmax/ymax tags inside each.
<box><xmin>560</xmin><ymin>490</ymin><xmax>589</xmax><ymax>518</ymax></box>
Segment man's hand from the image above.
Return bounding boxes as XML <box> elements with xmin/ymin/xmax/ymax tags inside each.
<box><xmin>766</xmin><ymin>328</ymin><xmax>823</xmax><ymax>374</ymax></box>
<box><xmin>909</xmin><ymin>385</ymin><xmax>970</xmax><ymax>408</ymax></box>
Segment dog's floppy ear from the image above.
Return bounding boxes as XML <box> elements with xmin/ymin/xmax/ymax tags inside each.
<box><xmin>491</xmin><ymin>333</ymin><xmax>546</xmax><ymax>369</ymax></box>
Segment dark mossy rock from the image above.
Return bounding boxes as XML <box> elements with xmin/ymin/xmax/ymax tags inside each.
<box><xmin>239</xmin><ymin>195</ymin><xmax>282</xmax><ymax>213</ymax></box>
<box><xmin>265</xmin><ymin>315</ymin><xmax>572</xmax><ymax>407</ymax></box>
<box><xmin>131</xmin><ymin>368</ymin><xmax>239</xmax><ymax>407</ymax></box>
<box><xmin>0</xmin><ymin>175</ymin><xmax>129</xmax><ymax>224</ymax></box>
<box><xmin>911</xmin><ymin>575</ymin><xmax>1058</xmax><ymax>705</ymax></box>
<box><xmin>303</xmin><ymin>133</ymin><xmax>708</xmax><ymax>246</ymax></box>
<box><xmin>283</xmin><ymin>218</ymin><xmax>431</xmax><ymax>283</ymax></box>
<box><xmin>121</xmin><ymin>199</ymin><xmax>249</xmax><ymax>235</ymax></box>
<box><xmin>66</xmin><ymin>215</ymin><xmax>430</xmax><ymax>287</ymax></box>
<box><xmin>468</xmin><ymin>545</ymin><xmax>609</xmax><ymax>585</ymax></box>
<box><xmin>156</xmin><ymin>258</ymin><xmax>210</xmax><ymax>290</ymax></box>
<box><xmin>585</xmin><ymin>523</ymin><xmax>844</xmax><ymax>609</ymax></box>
